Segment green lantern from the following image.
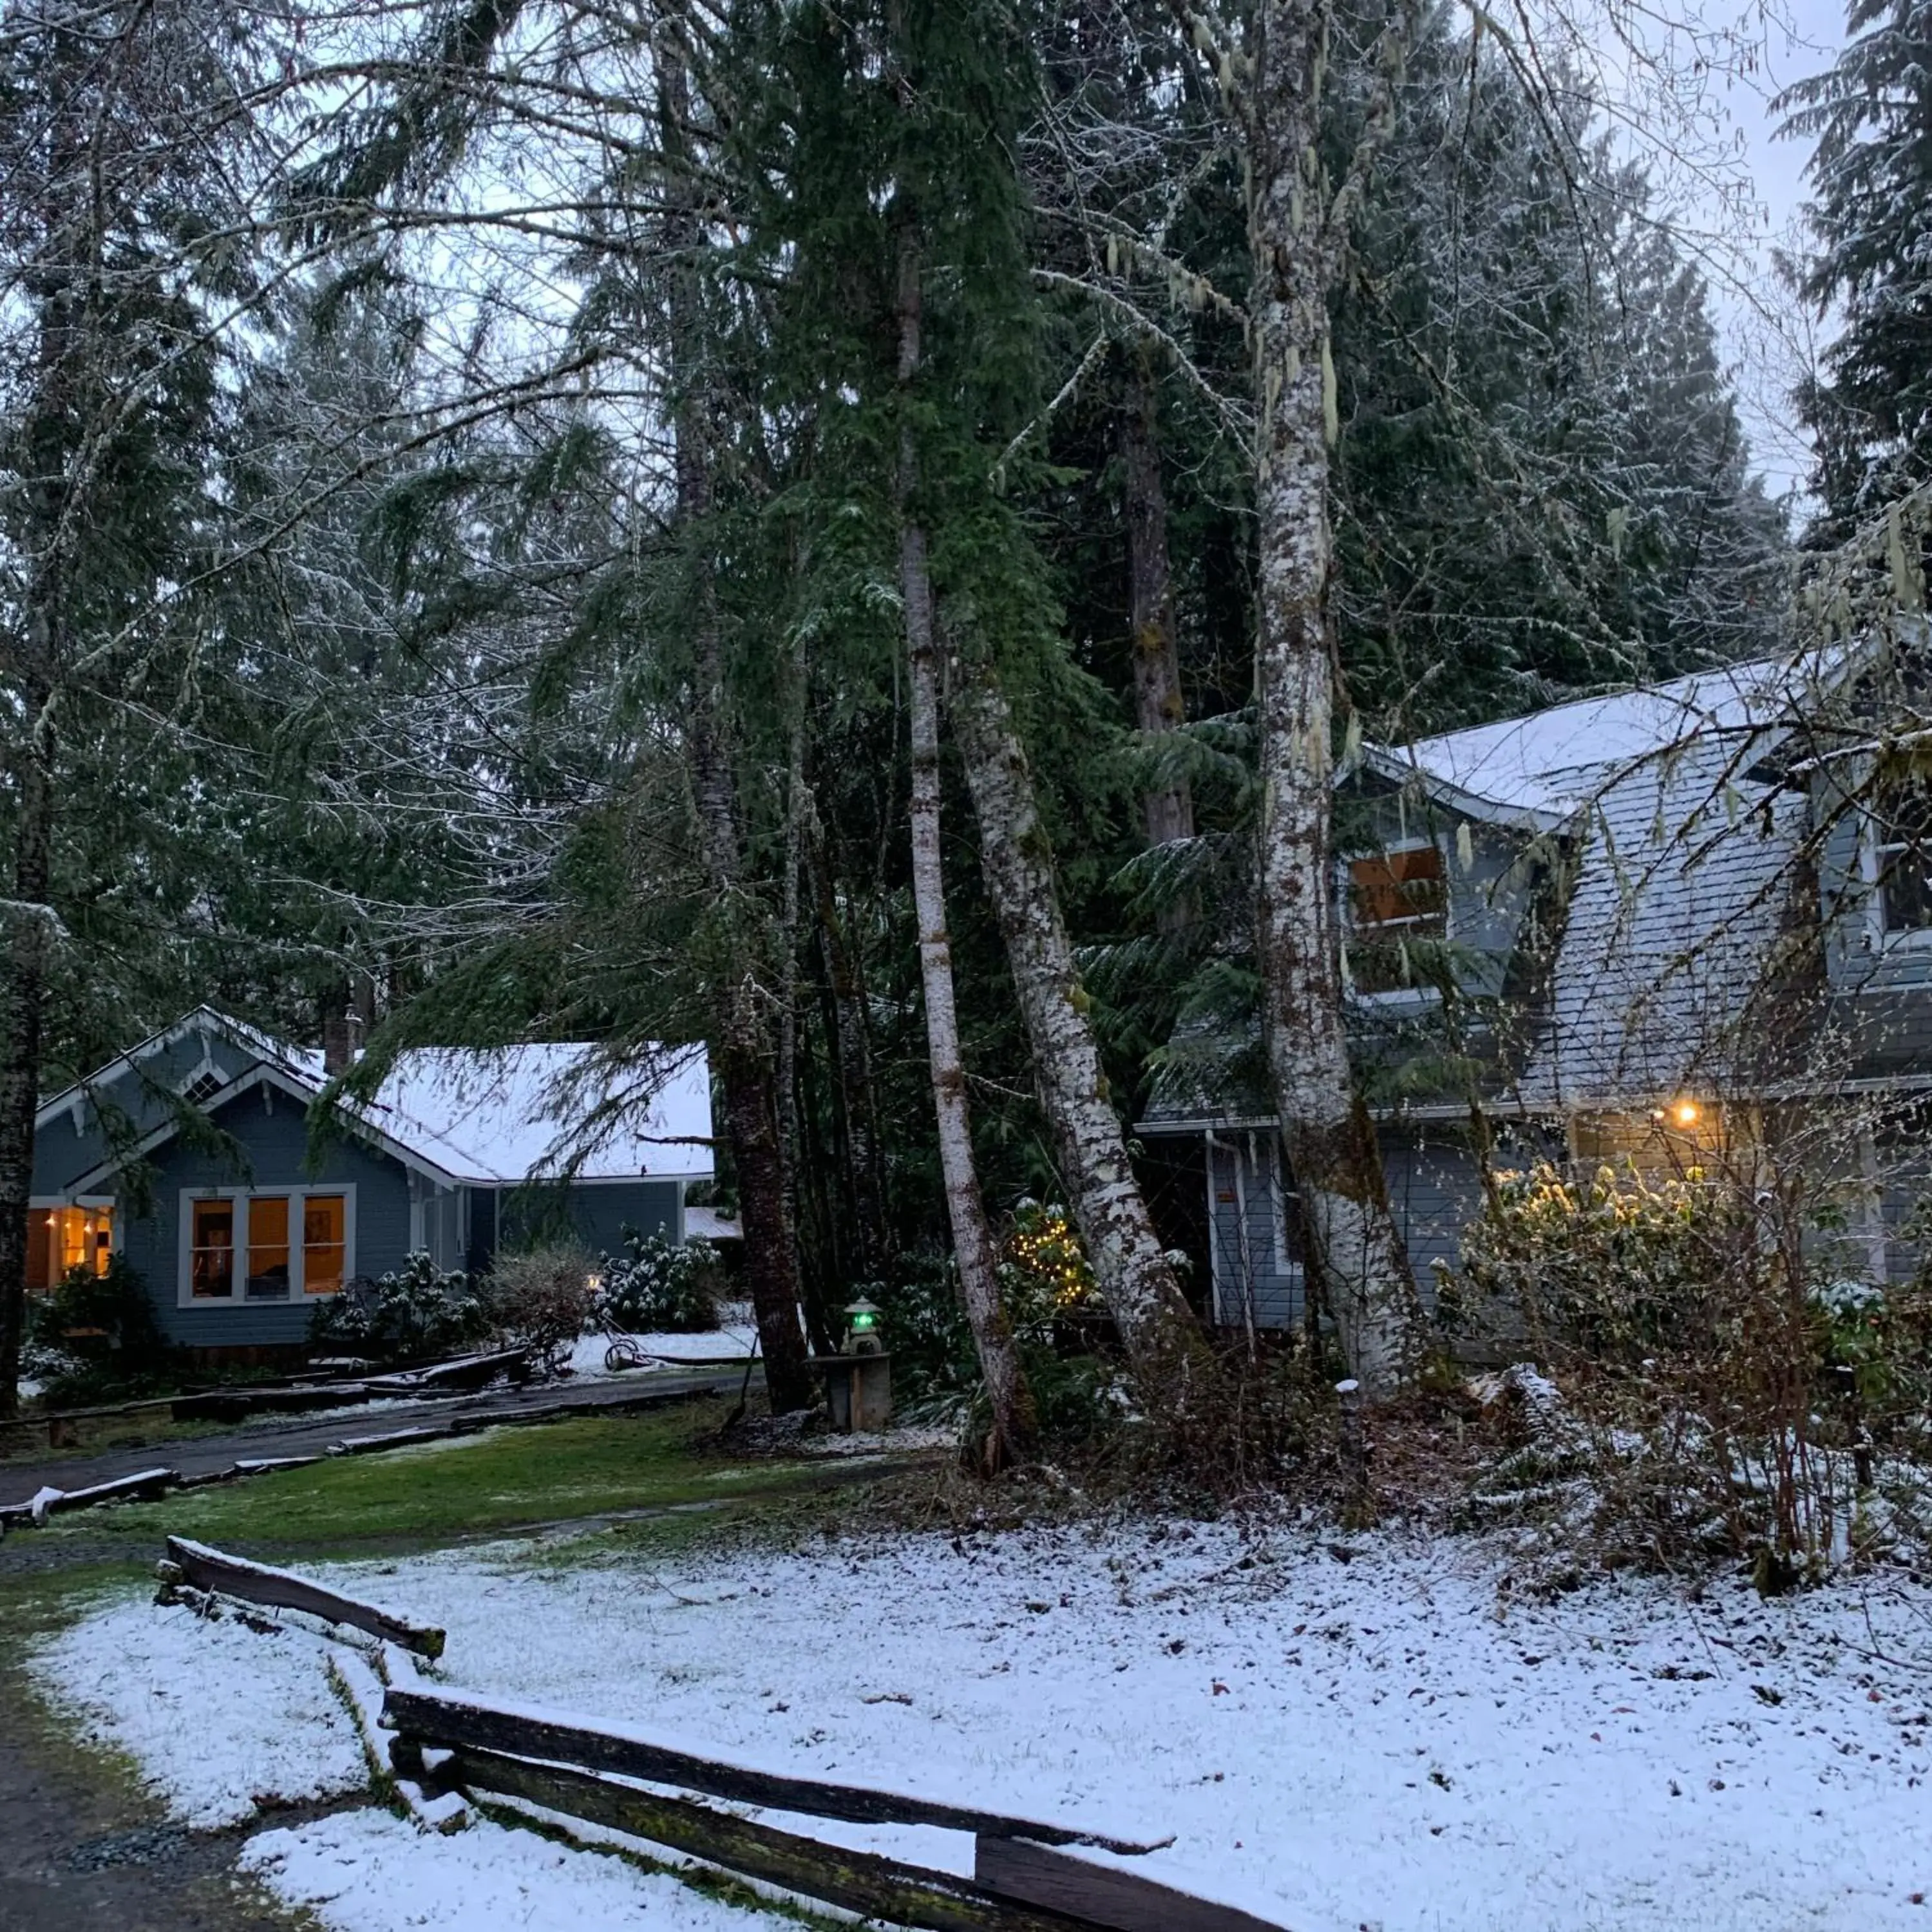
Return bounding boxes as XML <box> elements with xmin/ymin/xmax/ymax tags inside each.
<box><xmin>843</xmin><ymin>1296</ymin><xmax>884</xmax><ymax>1356</ymax></box>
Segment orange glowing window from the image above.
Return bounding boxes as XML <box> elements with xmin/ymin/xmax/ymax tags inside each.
<box><xmin>26</xmin><ymin>1207</ymin><xmax>113</xmax><ymax>1294</ymax></box>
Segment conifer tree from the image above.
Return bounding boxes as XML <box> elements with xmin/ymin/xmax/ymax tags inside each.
<box><xmin>1779</xmin><ymin>0</ymin><xmax>1932</xmax><ymax>537</ymax></box>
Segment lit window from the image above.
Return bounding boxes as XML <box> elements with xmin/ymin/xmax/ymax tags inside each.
<box><xmin>185</xmin><ymin>1189</ymin><xmax>350</xmax><ymax>1303</ymax></box>
<box><xmin>191</xmin><ymin>1199</ymin><xmax>236</xmax><ymax>1298</ymax></box>
<box><xmin>246</xmin><ymin>1197</ymin><xmax>291</xmax><ymax>1300</ymax></box>
<box><xmin>1872</xmin><ymin>786</ymin><xmax>1932</xmax><ymax>934</ymax></box>
<box><xmin>26</xmin><ymin>1207</ymin><xmax>113</xmax><ymax>1293</ymax></box>
<box><xmin>1348</xmin><ymin>844</ymin><xmax>1448</xmax><ymax>994</ymax></box>
<box><xmin>304</xmin><ymin>1195</ymin><xmax>347</xmax><ymax>1296</ymax></box>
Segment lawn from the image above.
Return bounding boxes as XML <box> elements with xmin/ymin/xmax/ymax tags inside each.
<box><xmin>26</xmin><ymin>1398</ymin><xmax>904</xmax><ymax>1558</ymax></box>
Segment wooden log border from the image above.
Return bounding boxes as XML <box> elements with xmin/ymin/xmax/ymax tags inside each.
<box><xmin>166</xmin><ymin>1536</ymin><xmax>447</xmax><ymax>1657</ymax></box>
<box><xmin>974</xmin><ymin>1835</ymin><xmax>1290</xmax><ymax>1932</ymax></box>
<box><xmin>435</xmin><ymin>1743</ymin><xmax>1090</xmax><ymax>1932</ymax></box>
<box><xmin>381</xmin><ymin>1685</ymin><xmax>1163</xmax><ymax>1854</ymax></box>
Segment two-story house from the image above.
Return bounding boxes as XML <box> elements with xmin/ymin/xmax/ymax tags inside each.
<box><xmin>1139</xmin><ymin>646</ymin><xmax>1926</xmax><ymax>1332</ymax></box>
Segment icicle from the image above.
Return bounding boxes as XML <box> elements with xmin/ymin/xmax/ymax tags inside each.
<box><xmin>1106</xmin><ymin>234</ymin><xmax>1119</xmax><ymax>277</ymax></box>
<box><xmin>1321</xmin><ymin>336</ymin><xmax>1339</xmax><ymax>447</ymax></box>
<box><xmin>1607</xmin><ymin>504</ymin><xmax>1629</xmax><ymax>561</ymax></box>
<box><xmin>1264</xmin><ymin>363</ymin><xmax>1283</xmax><ymax>417</ymax></box>
<box><xmin>1285</xmin><ymin>343</ymin><xmax>1301</xmax><ymax>387</ymax></box>
<box><xmin>1456</xmin><ymin>821</ymin><xmax>1475</xmax><ymax>873</ymax></box>
<box><xmin>1342</xmin><ymin>708</ymin><xmax>1362</xmax><ymax>763</ymax></box>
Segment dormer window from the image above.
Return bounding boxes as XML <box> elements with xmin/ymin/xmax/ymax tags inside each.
<box><xmin>1869</xmin><ymin>784</ymin><xmax>1932</xmax><ymax>938</ymax></box>
<box><xmin>1347</xmin><ymin>841</ymin><xmax>1448</xmax><ymax>996</ymax></box>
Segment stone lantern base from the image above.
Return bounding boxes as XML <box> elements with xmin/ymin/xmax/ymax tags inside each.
<box><xmin>810</xmin><ymin>1352</ymin><xmax>893</xmax><ymax>1433</ymax></box>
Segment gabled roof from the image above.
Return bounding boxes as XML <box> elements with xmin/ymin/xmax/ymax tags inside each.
<box><xmin>1365</xmin><ymin>653</ymin><xmax>1844</xmax><ymax>828</ymax></box>
<box><xmin>47</xmin><ymin>1007</ymin><xmax>714</xmax><ymax>1189</ymax></box>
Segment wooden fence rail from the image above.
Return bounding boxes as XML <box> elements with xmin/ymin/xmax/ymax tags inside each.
<box><xmin>381</xmin><ymin>1684</ymin><xmax>1289</xmax><ymax>1932</ymax></box>
<box><xmin>162</xmin><ymin>1536</ymin><xmax>447</xmax><ymax>1657</ymax></box>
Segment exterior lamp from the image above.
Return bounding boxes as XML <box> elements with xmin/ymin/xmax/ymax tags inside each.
<box><xmin>843</xmin><ymin>1296</ymin><xmax>885</xmax><ymax>1357</ymax></box>
<box><xmin>1671</xmin><ymin>1097</ymin><xmax>1701</xmax><ymax>1130</ymax></box>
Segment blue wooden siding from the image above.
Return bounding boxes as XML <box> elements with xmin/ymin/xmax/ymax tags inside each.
<box><xmin>1206</xmin><ymin>1126</ymin><xmax>1485</xmax><ymax>1330</ymax></box>
<box><xmin>33</xmin><ymin>1021</ymin><xmax>260</xmax><ymax>1198</ymax></box>
<box><xmin>1206</xmin><ymin>1133</ymin><xmax>1302</xmax><ymax>1330</ymax></box>
<box><xmin>1379</xmin><ymin>1129</ymin><xmax>1485</xmax><ymax>1304</ymax></box>
<box><xmin>120</xmin><ymin>1085</ymin><xmax>415</xmax><ymax>1349</ymax></box>
<box><xmin>490</xmin><ymin>1180</ymin><xmax>681</xmax><ymax>1264</ymax></box>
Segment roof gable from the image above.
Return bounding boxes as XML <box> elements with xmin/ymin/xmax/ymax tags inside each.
<box><xmin>45</xmin><ymin>1010</ymin><xmax>714</xmax><ymax>1191</ymax></box>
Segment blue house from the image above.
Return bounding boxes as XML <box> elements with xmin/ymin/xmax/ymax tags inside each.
<box><xmin>1141</xmin><ymin>645</ymin><xmax>1932</xmax><ymax>1332</ymax></box>
<box><xmin>29</xmin><ymin>1008</ymin><xmax>714</xmax><ymax>1361</ymax></box>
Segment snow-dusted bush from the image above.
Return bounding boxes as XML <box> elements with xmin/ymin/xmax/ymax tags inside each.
<box><xmin>1441</xmin><ymin>1159</ymin><xmax>1932</xmax><ymax>1587</ymax></box>
<box><xmin>593</xmin><ymin>1227</ymin><xmax>719</xmax><ymax>1334</ymax></box>
<box><xmin>484</xmin><ymin>1244</ymin><xmax>601</xmax><ymax>1370</ymax></box>
<box><xmin>23</xmin><ymin>1255</ymin><xmax>176</xmax><ymax>1404</ymax></box>
<box><xmin>308</xmin><ymin>1252</ymin><xmax>487</xmax><ymax>1363</ymax></box>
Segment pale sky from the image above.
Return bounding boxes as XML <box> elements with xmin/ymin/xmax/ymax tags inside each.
<box><xmin>1705</xmin><ymin>0</ymin><xmax>1853</xmax><ymax>503</ymax></box>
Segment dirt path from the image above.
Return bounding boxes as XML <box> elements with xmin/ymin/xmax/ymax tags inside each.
<box><xmin>0</xmin><ymin>1367</ymin><xmax>745</xmax><ymax>1506</ymax></box>
<box><xmin>0</xmin><ymin>1655</ymin><xmax>341</xmax><ymax>1931</ymax></box>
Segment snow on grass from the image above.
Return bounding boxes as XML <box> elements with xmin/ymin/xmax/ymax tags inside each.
<box><xmin>31</xmin><ymin>1592</ymin><xmax>368</xmax><ymax>1827</ymax></box>
<box><xmin>239</xmin><ymin>1808</ymin><xmax>777</xmax><ymax>1931</ymax></box>
<box><xmin>341</xmin><ymin>1525</ymin><xmax>1932</xmax><ymax>1932</ymax></box>
<box><xmin>30</xmin><ymin>1520</ymin><xmax>1932</xmax><ymax>1931</ymax></box>
<box><xmin>563</xmin><ymin>1327</ymin><xmax>758</xmax><ymax>1381</ymax></box>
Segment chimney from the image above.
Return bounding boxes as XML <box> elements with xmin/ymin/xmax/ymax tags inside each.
<box><xmin>323</xmin><ymin>1014</ymin><xmax>354</xmax><ymax>1076</ymax></box>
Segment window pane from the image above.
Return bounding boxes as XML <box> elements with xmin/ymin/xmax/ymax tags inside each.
<box><xmin>84</xmin><ymin>1208</ymin><xmax>113</xmax><ymax>1276</ymax></box>
<box><xmin>303</xmin><ymin>1195</ymin><xmax>346</xmax><ymax>1296</ymax></box>
<box><xmin>191</xmin><ymin>1200</ymin><xmax>235</xmax><ymax>1299</ymax></box>
<box><xmin>246</xmin><ymin>1197</ymin><xmax>291</xmax><ymax>1300</ymax></box>
<box><xmin>1350</xmin><ymin>846</ymin><xmax>1448</xmax><ymax>933</ymax></box>
<box><xmin>1881</xmin><ymin>848</ymin><xmax>1932</xmax><ymax>933</ymax></box>
<box><xmin>26</xmin><ymin>1211</ymin><xmax>57</xmax><ymax>1294</ymax></box>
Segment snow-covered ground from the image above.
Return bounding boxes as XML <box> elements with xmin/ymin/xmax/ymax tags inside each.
<box><xmin>30</xmin><ymin>1522</ymin><xmax>1932</xmax><ymax>1932</ymax></box>
<box><xmin>563</xmin><ymin>1325</ymin><xmax>759</xmax><ymax>1381</ymax></box>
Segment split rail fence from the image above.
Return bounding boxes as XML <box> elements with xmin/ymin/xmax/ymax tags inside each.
<box><xmin>158</xmin><ymin>1535</ymin><xmax>1290</xmax><ymax>1932</ymax></box>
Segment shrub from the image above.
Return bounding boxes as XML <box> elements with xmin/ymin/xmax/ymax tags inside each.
<box><xmin>594</xmin><ymin>1227</ymin><xmax>719</xmax><ymax>1334</ymax></box>
<box><xmin>23</xmin><ymin>1255</ymin><xmax>174</xmax><ymax>1404</ymax></box>
<box><xmin>308</xmin><ymin>1251</ymin><xmax>488</xmax><ymax>1363</ymax></box>
<box><xmin>485</xmin><ymin>1244</ymin><xmax>600</xmax><ymax>1370</ymax></box>
<box><xmin>1442</xmin><ymin>1155</ymin><xmax>1932</xmax><ymax>1584</ymax></box>
<box><xmin>1442</xmin><ymin>1160</ymin><xmax>1728</xmax><ymax>1362</ymax></box>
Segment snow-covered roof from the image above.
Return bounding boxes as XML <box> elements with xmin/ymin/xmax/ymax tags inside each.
<box><xmin>364</xmin><ymin>1043</ymin><xmax>714</xmax><ymax>1183</ymax></box>
<box><xmin>1366</xmin><ymin>652</ymin><xmax>1853</xmax><ymax>1107</ymax></box>
<box><xmin>54</xmin><ymin>1007</ymin><xmax>714</xmax><ymax>1189</ymax></box>
<box><xmin>1368</xmin><ymin>655</ymin><xmax>1834</xmax><ymax>824</ymax></box>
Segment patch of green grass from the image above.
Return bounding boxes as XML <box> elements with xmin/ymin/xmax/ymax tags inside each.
<box><xmin>32</xmin><ymin>1401</ymin><xmax>896</xmax><ymax>1559</ymax></box>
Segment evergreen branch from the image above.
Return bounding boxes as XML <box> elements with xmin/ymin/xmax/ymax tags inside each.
<box><xmin>1032</xmin><ymin>268</ymin><xmax>1253</xmax><ymax>446</ymax></box>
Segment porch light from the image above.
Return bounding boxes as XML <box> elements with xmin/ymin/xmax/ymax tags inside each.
<box><xmin>1671</xmin><ymin>1097</ymin><xmax>1701</xmax><ymax>1130</ymax></box>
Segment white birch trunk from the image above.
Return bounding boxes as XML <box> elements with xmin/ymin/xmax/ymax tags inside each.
<box><xmin>898</xmin><ymin>232</ymin><xmax>1038</xmax><ymax>1470</ymax></box>
<box><xmin>1245</xmin><ymin>0</ymin><xmax>1429</xmax><ymax>1395</ymax></box>
<box><xmin>948</xmin><ymin>654</ymin><xmax>1217</xmax><ymax>1415</ymax></box>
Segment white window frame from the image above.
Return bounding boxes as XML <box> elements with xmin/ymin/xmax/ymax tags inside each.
<box><xmin>1341</xmin><ymin>836</ymin><xmax>1450</xmax><ymax>1007</ymax></box>
<box><xmin>1863</xmin><ymin>802</ymin><xmax>1932</xmax><ymax>949</ymax></box>
<box><xmin>176</xmin><ymin>1184</ymin><xmax>357</xmax><ymax>1308</ymax></box>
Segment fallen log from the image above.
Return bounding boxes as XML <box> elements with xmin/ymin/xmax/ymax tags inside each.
<box><xmin>433</xmin><ymin>1743</ymin><xmax>1088</xmax><ymax>1932</ymax></box>
<box><xmin>974</xmin><ymin>1836</ymin><xmax>1290</xmax><ymax>1932</ymax></box>
<box><xmin>1</xmin><ymin>1466</ymin><xmax>176</xmax><ymax>1526</ymax></box>
<box><xmin>165</xmin><ymin>1536</ymin><xmax>446</xmax><ymax>1658</ymax></box>
<box><xmin>363</xmin><ymin>1348</ymin><xmax>530</xmax><ymax>1396</ymax></box>
<box><xmin>382</xmin><ymin>1685</ymin><xmax>1164</xmax><ymax>1854</ymax></box>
